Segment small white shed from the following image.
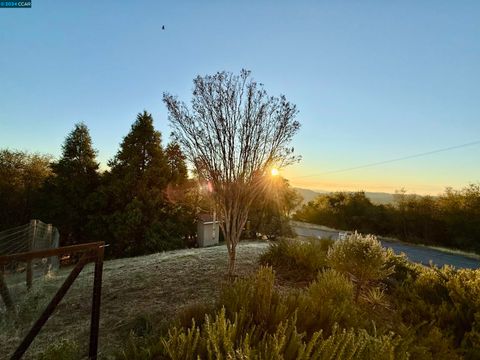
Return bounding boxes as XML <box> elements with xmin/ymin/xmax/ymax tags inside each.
<box><xmin>197</xmin><ymin>214</ymin><xmax>220</xmax><ymax>247</ymax></box>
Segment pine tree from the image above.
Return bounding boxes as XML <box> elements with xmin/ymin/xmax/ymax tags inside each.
<box><xmin>108</xmin><ymin>111</ymin><xmax>168</xmax><ymax>199</ymax></box>
<box><xmin>44</xmin><ymin>123</ymin><xmax>100</xmax><ymax>245</ymax></box>
<box><xmin>105</xmin><ymin>111</ymin><xmax>177</xmax><ymax>256</ymax></box>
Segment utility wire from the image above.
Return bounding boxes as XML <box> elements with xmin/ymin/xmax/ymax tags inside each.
<box><xmin>293</xmin><ymin>140</ymin><xmax>480</xmax><ymax>179</ymax></box>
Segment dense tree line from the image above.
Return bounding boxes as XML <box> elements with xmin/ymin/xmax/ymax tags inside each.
<box><xmin>0</xmin><ymin>112</ymin><xmax>198</xmax><ymax>257</ymax></box>
<box><xmin>0</xmin><ymin>150</ymin><xmax>52</xmax><ymax>229</ymax></box>
<box><xmin>293</xmin><ymin>187</ymin><xmax>480</xmax><ymax>252</ymax></box>
<box><xmin>0</xmin><ymin>110</ymin><xmax>295</xmax><ymax>258</ymax></box>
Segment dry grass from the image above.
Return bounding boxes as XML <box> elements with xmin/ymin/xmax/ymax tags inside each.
<box><xmin>0</xmin><ymin>241</ymin><xmax>268</xmax><ymax>359</ymax></box>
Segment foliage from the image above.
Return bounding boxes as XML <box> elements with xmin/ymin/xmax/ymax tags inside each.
<box><xmin>0</xmin><ymin>112</ymin><xmax>198</xmax><ymax>257</ymax></box>
<box><xmin>259</xmin><ymin>237</ymin><xmax>333</xmax><ymax>282</ymax></box>
<box><xmin>294</xmin><ymin>191</ymin><xmax>391</xmax><ymax>235</ymax></box>
<box><xmin>247</xmin><ymin>177</ymin><xmax>301</xmax><ymax>239</ymax></box>
<box><xmin>327</xmin><ymin>232</ymin><xmax>394</xmax><ymax>299</ymax></box>
<box><xmin>295</xmin><ymin>269</ymin><xmax>358</xmax><ymax>335</ymax></box>
<box><xmin>255</xmin><ymin>239</ymin><xmax>468</xmax><ymax>358</ymax></box>
<box><xmin>175</xmin><ymin>302</ymin><xmax>215</xmax><ymax>329</ymax></box>
<box><xmin>36</xmin><ymin>122</ymin><xmax>100</xmax><ymax>246</ymax></box>
<box><xmin>120</xmin><ymin>267</ymin><xmax>414</xmax><ymax>359</ymax></box>
<box><xmin>389</xmin><ymin>265</ymin><xmax>480</xmax><ymax>359</ymax></box>
<box><xmin>165</xmin><ymin>141</ymin><xmax>188</xmax><ymax>185</ymax></box>
<box><xmin>164</xmin><ymin>69</ymin><xmax>301</xmax><ymax>275</ymax></box>
<box><xmin>0</xmin><ymin>149</ymin><xmax>52</xmax><ymax>230</ymax></box>
<box><xmin>160</xmin><ymin>308</ymin><xmax>404</xmax><ymax>360</ymax></box>
<box><xmin>293</xmin><ymin>186</ymin><xmax>480</xmax><ymax>253</ymax></box>
<box><xmin>90</xmin><ymin>111</ymin><xmax>195</xmax><ymax>257</ymax></box>
<box><xmin>217</xmin><ymin>266</ymin><xmax>293</xmax><ymax>332</ymax></box>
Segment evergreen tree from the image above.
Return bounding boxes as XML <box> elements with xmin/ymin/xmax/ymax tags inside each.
<box><xmin>104</xmin><ymin>111</ymin><xmax>186</xmax><ymax>256</ymax></box>
<box><xmin>108</xmin><ymin>111</ymin><xmax>169</xmax><ymax>199</ymax></box>
<box><xmin>165</xmin><ymin>141</ymin><xmax>188</xmax><ymax>185</ymax></box>
<box><xmin>41</xmin><ymin>123</ymin><xmax>100</xmax><ymax>245</ymax></box>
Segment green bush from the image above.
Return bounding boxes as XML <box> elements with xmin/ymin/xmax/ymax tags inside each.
<box><xmin>296</xmin><ymin>269</ymin><xmax>360</xmax><ymax>336</ymax></box>
<box><xmin>383</xmin><ymin>251</ymin><xmax>420</xmax><ymax>288</ymax></box>
<box><xmin>259</xmin><ymin>237</ymin><xmax>333</xmax><ymax>282</ymax></box>
<box><xmin>327</xmin><ymin>232</ymin><xmax>394</xmax><ymax>300</ymax></box>
<box><xmin>217</xmin><ymin>266</ymin><xmax>293</xmax><ymax>333</ymax></box>
<box><xmin>116</xmin><ymin>247</ymin><xmax>478</xmax><ymax>359</ymax></box>
<box><xmin>386</xmin><ymin>265</ymin><xmax>478</xmax><ymax>358</ymax></box>
<box><xmin>175</xmin><ymin>302</ymin><xmax>214</xmax><ymax>329</ymax></box>
<box><xmin>161</xmin><ymin>308</ymin><xmax>406</xmax><ymax>360</ymax></box>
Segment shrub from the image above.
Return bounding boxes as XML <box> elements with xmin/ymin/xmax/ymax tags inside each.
<box><xmin>162</xmin><ymin>311</ymin><xmax>406</xmax><ymax>360</ymax></box>
<box><xmin>175</xmin><ymin>302</ymin><xmax>214</xmax><ymax>329</ymax></box>
<box><xmin>259</xmin><ymin>237</ymin><xmax>333</xmax><ymax>282</ymax></box>
<box><xmin>217</xmin><ymin>266</ymin><xmax>293</xmax><ymax>333</ymax></box>
<box><xmin>384</xmin><ymin>250</ymin><xmax>420</xmax><ymax>287</ymax></box>
<box><xmin>462</xmin><ymin>312</ymin><xmax>480</xmax><ymax>359</ymax></box>
<box><xmin>296</xmin><ymin>269</ymin><xmax>360</xmax><ymax>335</ymax></box>
<box><xmin>327</xmin><ymin>232</ymin><xmax>394</xmax><ymax>300</ymax></box>
<box><xmin>117</xmin><ymin>262</ymin><xmax>478</xmax><ymax>359</ymax></box>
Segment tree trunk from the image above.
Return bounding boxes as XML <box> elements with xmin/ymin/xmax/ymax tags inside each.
<box><xmin>223</xmin><ymin>217</ymin><xmax>245</xmax><ymax>278</ymax></box>
<box><xmin>228</xmin><ymin>246</ymin><xmax>236</xmax><ymax>278</ymax></box>
<box><xmin>221</xmin><ymin>195</ymin><xmax>250</xmax><ymax>278</ymax></box>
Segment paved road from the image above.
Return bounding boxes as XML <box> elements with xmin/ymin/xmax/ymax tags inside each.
<box><xmin>292</xmin><ymin>222</ymin><xmax>480</xmax><ymax>269</ymax></box>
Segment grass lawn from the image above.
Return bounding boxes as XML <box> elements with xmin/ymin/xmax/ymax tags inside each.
<box><xmin>1</xmin><ymin>241</ymin><xmax>268</xmax><ymax>359</ymax></box>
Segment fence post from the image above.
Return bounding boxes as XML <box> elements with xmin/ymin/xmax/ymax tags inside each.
<box><xmin>89</xmin><ymin>245</ymin><xmax>104</xmax><ymax>359</ymax></box>
<box><xmin>50</xmin><ymin>228</ymin><xmax>60</xmax><ymax>270</ymax></box>
<box><xmin>45</xmin><ymin>224</ymin><xmax>52</xmax><ymax>275</ymax></box>
<box><xmin>0</xmin><ymin>267</ymin><xmax>14</xmax><ymax>313</ymax></box>
<box><xmin>26</xmin><ymin>220</ymin><xmax>37</xmax><ymax>290</ymax></box>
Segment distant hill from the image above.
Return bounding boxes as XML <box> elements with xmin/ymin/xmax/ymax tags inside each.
<box><xmin>295</xmin><ymin>187</ymin><xmax>396</xmax><ymax>205</ymax></box>
<box><xmin>295</xmin><ymin>188</ymin><xmax>328</xmax><ymax>204</ymax></box>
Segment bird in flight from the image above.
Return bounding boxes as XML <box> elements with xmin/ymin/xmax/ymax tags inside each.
<box><xmin>162</xmin><ymin>25</ymin><xmax>165</xmax><ymax>30</ymax></box>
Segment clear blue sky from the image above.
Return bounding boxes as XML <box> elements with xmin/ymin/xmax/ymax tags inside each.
<box><xmin>1</xmin><ymin>0</ymin><xmax>479</xmax><ymax>194</ymax></box>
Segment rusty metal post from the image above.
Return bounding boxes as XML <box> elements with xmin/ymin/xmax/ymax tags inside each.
<box><xmin>11</xmin><ymin>253</ymin><xmax>91</xmax><ymax>360</ymax></box>
<box><xmin>89</xmin><ymin>245</ymin><xmax>104</xmax><ymax>359</ymax></box>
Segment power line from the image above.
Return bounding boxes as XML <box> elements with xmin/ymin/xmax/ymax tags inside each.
<box><xmin>293</xmin><ymin>140</ymin><xmax>480</xmax><ymax>179</ymax></box>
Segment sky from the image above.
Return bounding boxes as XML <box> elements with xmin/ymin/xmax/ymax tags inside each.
<box><xmin>1</xmin><ymin>0</ymin><xmax>479</xmax><ymax>195</ymax></box>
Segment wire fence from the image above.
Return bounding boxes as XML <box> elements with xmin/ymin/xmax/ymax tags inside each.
<box><xmin>0</xmin><ymin>220</ymin><xmax>62</xmax><ymax>357</ymax></box>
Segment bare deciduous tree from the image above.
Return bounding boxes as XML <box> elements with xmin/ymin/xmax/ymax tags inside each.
<box><xmin>163</xmin><ymin>70</ymin><xmax>300</xmax><ymax>275</ymax></box>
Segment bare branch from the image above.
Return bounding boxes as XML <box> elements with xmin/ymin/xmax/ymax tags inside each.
<box><xmin>163</xmin><ymin>70</ymin><xmax>301</xmax><ymax>275</ymax></box>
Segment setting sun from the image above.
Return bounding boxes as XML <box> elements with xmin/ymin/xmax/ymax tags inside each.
<box><xmin>271</xmin><ymin>168</ymin><xmax>279</xmax><ymax>176</ymax></box>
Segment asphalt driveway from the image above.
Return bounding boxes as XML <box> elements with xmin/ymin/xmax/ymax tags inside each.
<box><xmin>292</xmin><ymin>222</ymin><xmax>480</xmax><ymax>269</ymax></box>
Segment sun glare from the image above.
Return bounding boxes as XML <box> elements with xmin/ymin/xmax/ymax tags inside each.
<box><xmin>271</xmin><ymin>168</ymin><xmax>279</xmax><ymax>176</ymax></box>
